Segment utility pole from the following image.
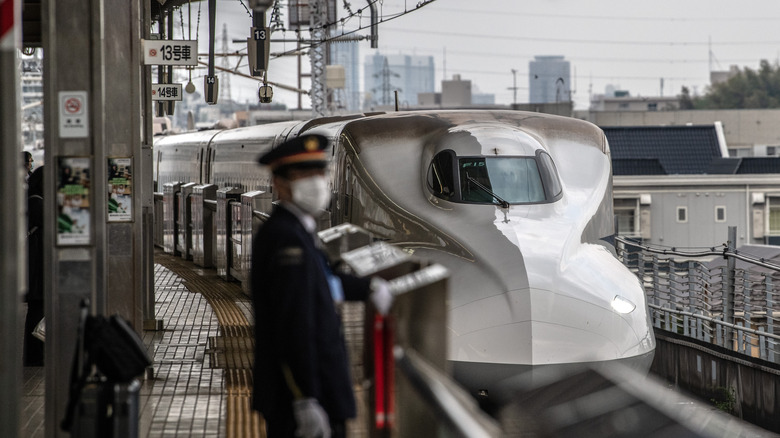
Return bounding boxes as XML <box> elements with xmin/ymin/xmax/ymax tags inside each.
<box><xmin>372</xmin><ymin>57</ymin><xmax>400</xmax><ymax>106</ymax></box>
<box><xmin>222</xmin><ymin>23</ymin><xmax>232</xmax><ymax>103</ymax></box>
<box><xmin>309</xmin><ymin>0</ymin><xmax>327</xmax><ymax>116</ymax></box>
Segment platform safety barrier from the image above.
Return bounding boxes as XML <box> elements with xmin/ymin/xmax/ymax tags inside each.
<box><xmin>191</xmin><ymin>184</ymin><xmax>217</xmax><ymax>268</ymax></box>
<box><xmin>158</xmin><ymin>182</ymin><xmax>262</xmax><ymax>290</ymax></box>
<box><xmin>161</xmin><ymin>182</ymin><xmax>181</xmax><ymax>255</ymax></box>
<box><xmin>235</xmin><ymin>191</ymin><xmax>272</xmax><ymax>294</ymax></box>
<box><xmin>216</xmin><ymin>187</ymin><xmax>242</xmax><ymax>281</ymax></box>
<box><xmin>177</xmin><ymin>182</ymin><xmax>197</xmax><ymax>260</ymax></box>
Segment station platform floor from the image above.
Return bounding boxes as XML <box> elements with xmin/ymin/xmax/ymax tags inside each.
<box><xmin>22</xmin><ymin>249</ymin><xmax>263</xmax><ymax>437</ymax></box>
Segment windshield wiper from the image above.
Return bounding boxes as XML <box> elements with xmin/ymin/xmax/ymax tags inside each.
<box><xmin>466</xmin><ymin>175</ymin><xmax>510</xmax><ymax>208</ymax></box>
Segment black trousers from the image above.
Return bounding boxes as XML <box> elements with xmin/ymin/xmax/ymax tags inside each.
<box><xmin>24</xmin><ymin>299</ymin><xmax>44</xmax><ymax>366</ymax></box>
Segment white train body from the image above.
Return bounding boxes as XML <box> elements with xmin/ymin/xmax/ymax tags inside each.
<box><xmin>154</xmin><ymin>110</ymin><xmax>655</xmax><ymax>403</ymax></box>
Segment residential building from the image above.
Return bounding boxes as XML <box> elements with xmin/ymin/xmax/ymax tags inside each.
<box><xmin>606</xmin><ymin>124</ymin><xmax>780</xmax><ymax>248</ymax></box>
<box><xmin>590</xmin><ymin>93</ymin><xmax>680</xmax><ymax>112</ymax></box>
<box><xmin>441</xmin><ymin>74</ymin><xmax>471</xmax><ymax>107</ymax></box>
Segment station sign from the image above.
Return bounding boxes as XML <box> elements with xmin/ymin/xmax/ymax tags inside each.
<box><xmin>247</xmin><ymin>27</ymin><xmax>271</xmax><ymax>76</ymax></box>
<box><xmin>152</xmin><ymin>83</ymin><xmax>183</xmax><ymax>101</ymax></box>
<box><xmin>58</xmin><ymin>91</ymin><xmax>89</xmax><ymax>138</ymax></box>
<box><xmin>204</xmin><ymin>75</ymin><xmax>218</xmax><ymax>104</ymax></box>
<box><xmin>142</xmin><ymin>39</ymin><xmax>197</xmax><ymax>66</ymax></box>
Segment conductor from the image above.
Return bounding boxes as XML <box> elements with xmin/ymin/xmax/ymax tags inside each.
<box><xmin>251</xmin><ymin>134</ymin><xmax>392</xmax><ymax>438</ymax></box>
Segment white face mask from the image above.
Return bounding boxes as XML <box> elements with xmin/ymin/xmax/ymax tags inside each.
<box><xmin>290</xmin><ymin>175</ymin><xmax>330</xmax><ymax>215</ymax></box>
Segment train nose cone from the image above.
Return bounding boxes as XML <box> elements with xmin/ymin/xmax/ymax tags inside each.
<box><xmin>450</xmin><ymin>288</ymin><xmax>646</xmax><ymax>366</ymax></box>
<box><xmin>449</xmin><ymin>285</ymin><xmax>655</xmax><ymax>405</ymax></box>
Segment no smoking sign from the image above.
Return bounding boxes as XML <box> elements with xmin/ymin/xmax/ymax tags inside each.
<box><xmin>59</xmin><ymin>91</ymin><xmax>89</xmax><ymax>138</ymax></box>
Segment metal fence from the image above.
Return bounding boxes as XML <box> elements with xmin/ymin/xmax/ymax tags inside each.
<box><xmin>616</xmin><ymin>227</ymin><xmax>780</xmax><ymax>365</ymax></box>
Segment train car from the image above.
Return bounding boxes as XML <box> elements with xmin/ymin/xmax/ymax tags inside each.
<box><xmin>153</xmin><ymin>110</ymin><xmax>655</xmax><ymax>406</ymax></box>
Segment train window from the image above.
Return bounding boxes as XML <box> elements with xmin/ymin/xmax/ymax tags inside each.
<box><xmin>537</xmin><ymin>151</ymin><xmax>562</xmax><ymax>199</ymax></box>
<box><xmin>459</xmin><ymin>157</ymin><xmax>545</xmax><ymax>204</ymax></box>
<box><xmin>428</xmin><ymin>151</ymin><xmax>562</xmax><ymax>205</ymax></box>
<box><xmin>427</xmin><ymin>150</ymin><xmax>456</xmax><ymax>199</ymax></box>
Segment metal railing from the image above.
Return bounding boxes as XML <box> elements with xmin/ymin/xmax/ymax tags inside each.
<box><xmin>616</xmin><ymin>227</ymin><xmax>780</xmax><ymax>364</ymax></box>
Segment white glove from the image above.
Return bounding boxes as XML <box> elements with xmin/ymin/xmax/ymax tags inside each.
<box><xmin>370</xmin><ymin>277</ymin><xmax>393</xmax><ymax>316</ymax></box>
<box><xmin>292</xmin><ymin>398</ymin><xmax>330</xmax><ymax>438</ymax></box>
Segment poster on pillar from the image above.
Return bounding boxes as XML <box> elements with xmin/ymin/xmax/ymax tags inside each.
<box><xmin>107</xmin><ymin>157</ymin><xmax>132</xmax><ymax>222</ymax></box>
<box><xmin>57</xmin><ymin>157</ymin><xmax>91</xmax><ymax>245</ymax></box>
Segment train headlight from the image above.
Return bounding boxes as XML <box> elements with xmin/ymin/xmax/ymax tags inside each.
<box><xmin>611</xmin><ymin>295</ymin><xmax>636</xmax><ymax>314</ymax></box>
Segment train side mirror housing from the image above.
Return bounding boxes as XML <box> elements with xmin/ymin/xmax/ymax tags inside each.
<box><xmin>259</xmin><ymin>85</ymin><xmax>273</xmax><ymax>103</ymax></box>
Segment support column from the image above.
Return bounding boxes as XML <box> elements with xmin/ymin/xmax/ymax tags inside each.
<box><xmin>103</xmin><ymin>0</ymin><xmax>144</xmax><ymax>331</ymax></box>
<box><xmin>142</xmin><ymin>0</ymin><xmax>160</xmax><ymax>331</ymax></box>
<box><xmin>0</xmin><ymin>0</ymin><xmax>24</xmax><ymax>435</ymax></box>
<box><xmin>43</xmin><ymin>0</ymin><xmax>144</xmax><ymax>435</ymax></box>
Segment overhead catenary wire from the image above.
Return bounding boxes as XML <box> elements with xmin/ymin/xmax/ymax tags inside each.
<box><xmin>270</xmin><ymin>0</ymin><xmax>439</xmax><ymax>59</ymax></box>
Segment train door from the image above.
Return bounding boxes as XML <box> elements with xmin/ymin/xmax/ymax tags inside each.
<box><xmin>332</xmin><ymin>138</ymin><xmax>352</xmax><ymax>226</ymax></box>
<box><xmin>197</xmin><ymin>147</ymin><xmax>204</xmax><ymax>184</ymax></box>
<box><xmin>205</xmin><ymin>147</ymin><xmax>215</xmax><ymax>185</ymax></box>
<box><xmin>155</xmin><ymin>149</ymin><xmax>162</xmax><ymax>191</ymax></box>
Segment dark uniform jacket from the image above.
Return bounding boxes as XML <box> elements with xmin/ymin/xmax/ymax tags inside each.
<box><xmin>251</xmin><ymin>204</ymin><xmax>370</xmax><ymax>423</ymax></box>
<box><xmin>27</xmin><ymin>174</ymin><xmax>44</xmax><ymax>302</ymax></box>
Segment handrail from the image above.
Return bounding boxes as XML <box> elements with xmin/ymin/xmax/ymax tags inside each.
<box><xmin>649</xmin><ymin>303</ymin><xmax>780</xmax><ymax>342</ymax></box>
<box><xmin>617</xmin><ymin>233</ymin><xmax>780</xmax><ymax>363</ymax></box>
<box><xmin>617</xmin><ymin>236</ymin><xmax>780</xmax><ymax>272</ymax></box>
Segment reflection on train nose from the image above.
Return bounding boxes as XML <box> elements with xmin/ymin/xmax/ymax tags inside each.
<box><xmin>451</xmin><ymin>290</ymin><xmax>649</xmax><ymax>366</ymax></box>
<box><xmin>611</xmin><ymin>295</ymin><xmax>636</xmax><ymax>314</ymax></box>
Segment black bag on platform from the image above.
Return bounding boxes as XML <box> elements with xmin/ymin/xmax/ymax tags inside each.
<box><xmin>62</xmin><ymin>301</ymin><xmax>151</xmax><ymax>433</ymax></box>
<box><xmin>85</xmin><ymin>314</ymin><xmax>152</xmax><ymax>383</ymax></box>
<box><xmin>69</xmin><ymin>377</ymin><xmax>141</xmax><ymax>438</ymax></box>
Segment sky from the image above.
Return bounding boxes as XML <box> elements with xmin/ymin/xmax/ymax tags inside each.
<box><xmin>178</xmin><ymin>0</ymin><xmax>780</xmax><ymax>112</ymax></box>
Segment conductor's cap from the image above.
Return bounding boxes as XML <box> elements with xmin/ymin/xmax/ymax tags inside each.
<box><xmin>258</xmin><ymin>134</ymin><xmax>329</xmax><ymax>174</ymax></box>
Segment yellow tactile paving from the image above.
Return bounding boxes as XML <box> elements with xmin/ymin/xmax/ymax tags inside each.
<box><xmin>155</xmin><ymin>251</ymin><xmax>263</xmax><ymax>438</ymax></box>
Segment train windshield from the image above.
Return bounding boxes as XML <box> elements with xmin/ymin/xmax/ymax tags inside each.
<box><xmin>427</xmin><ymin>150</ymin><xmax>562</xmax><ymax>205</ymax></box>
<box><xmin>460</xmin><ymin>157</ymin><xmax>544</xmax><ymax>204</ymax></box>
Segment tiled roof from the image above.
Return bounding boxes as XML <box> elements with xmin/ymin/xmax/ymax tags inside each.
<box><xmin>735</xmin><ymin>157</ymin><xmax>780</xmax><ymax>174</ymax></box>
<box><xmin>665</xmin><ymin>156</ymin><xmax>780</xmax><ymax>175</ymax></box>
<box><xmin>612</xmin><ymin>158</ymin><xmax>666</xmax><ymax>176</ymax></box>
<box><xmin>603</xmin><ymin>125</ymin><xmax>722</xmax><ymax>175</ymax></box>
<box><xmin>706</xmin><ymin>157</ymin><xmax>742</xmax><ymax>174</ymax></box>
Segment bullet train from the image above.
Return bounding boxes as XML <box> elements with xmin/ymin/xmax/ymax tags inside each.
<box><xmin>154</xmin><ymin>110</ymin><xmax>656</xmax><ymax>405</ymax></box>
